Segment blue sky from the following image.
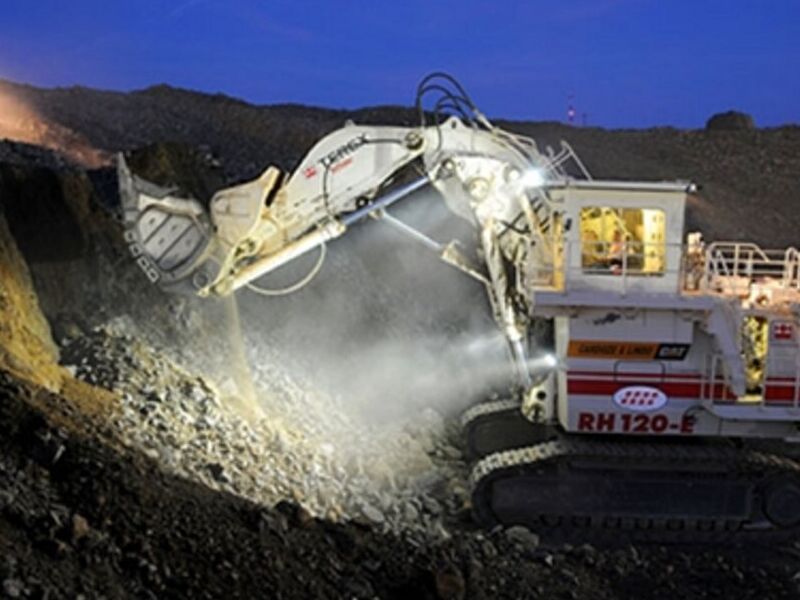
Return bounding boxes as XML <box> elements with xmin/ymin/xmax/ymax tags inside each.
<box><xmin>1</xmin><ymin>0</ymin><xmax>798</xmax><ymax>127</ymax></box>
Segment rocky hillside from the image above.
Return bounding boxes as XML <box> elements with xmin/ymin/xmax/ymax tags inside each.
<box><xmin>0</xmin><ymin>210</ymin><xmax>61</xmax><ymax>390</ymax></box>
<box><xmin>1</xmin><ymin>78</ymin><xmax>799</xmax><ymax>247</ymax></box>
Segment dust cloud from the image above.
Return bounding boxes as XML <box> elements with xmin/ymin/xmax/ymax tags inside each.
<box><xmin>0</xmin><ymin>92</ymin><xmax>39</xmax><ymax>141</ymax></box>
<box><xmin>127</xmin><ymin>185</ymin><xmax>515</xmax><ymax>512</ymax></box>
<box><xmin>235</xmin><ymin>186</ymin><xmax>513</xmax><ymax>428</ymax></box>
<box><xmin>221</xmin><ymin>296</ymin><xmax>260</xmax><ymax>421</ymax></box>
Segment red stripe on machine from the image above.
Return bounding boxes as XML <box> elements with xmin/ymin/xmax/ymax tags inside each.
<box><xmin>567</xmin><ymin>370</ymin><xmax>702</xmax><ymax>380</ymax></box>
<box><xmin>568</xmin><ymin>379</ymin><xmax>703</xmax><ymax>397</ymax></box>
<box><xmin>567</xmin><ymin>375</ymin><xmax>797</xmax><ymax>403</ymax></box>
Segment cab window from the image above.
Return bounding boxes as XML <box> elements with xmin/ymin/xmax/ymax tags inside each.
<box><xmin>579</xmin><ymin>207</ymin><xmax>665</xmax><ymax>275</ymax></box>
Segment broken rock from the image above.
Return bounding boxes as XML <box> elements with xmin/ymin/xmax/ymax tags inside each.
<box><xmin>434</xmin><ymin>562</ymin><xmax>466</xmax><ymax>600</ymax></box>
<box><xmin>71</xmin><ymin>513</ymin><xmax>90</xmax><ymax>542</ymax></box>
<box><xmin>504</xmin><ymin>525</ymin><xmax>540</xmax><ymax>549</ymax></box>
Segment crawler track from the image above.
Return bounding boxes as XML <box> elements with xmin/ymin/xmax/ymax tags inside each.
<box><xmin>461</xmin><ymin>399</ymin><xmax>554</xmax><ymax>461</ymax></box>
<box><xmin>465</xmin><ymin>408</ymin><xmax>800</xmax><ymax>542</ymax></box>
<box><xmin>470</xmin><ymin>438</ymin><xmax>800</xmax><ymax>542</ymax></box>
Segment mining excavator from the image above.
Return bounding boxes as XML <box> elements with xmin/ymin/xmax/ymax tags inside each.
<box><xmin>118</xmin><ymin>73</ymin><xmax>800</xmax><ymax>540</ymax></box>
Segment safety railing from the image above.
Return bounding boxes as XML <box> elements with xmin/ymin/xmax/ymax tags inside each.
<box><xmin>702</xmin><ymin>242</ymin><xmax>791</xmax><ymax>296</ymax></box>
<box><xmin>784</xmin><ymin>247</ymin><xmax>800</xmax><ymax>290</ymax></box>
<box><xmin>780</xmin><ymin>325</ymin><xmax>800</xmax><ymax>411</ymax></box>
<box><xmin>528</xmin><ymin>239</ymin><xmax>800</xmax><ymax>298</ymax></box>
<box><xmin>699</xmin><ymin>353</ymin><xmax>800</xmax><ymax>409</ymax></box>
<box><xmin>527</xmin><ymin>240</ymin><xmax>686</xmax><ymax>294</ymax></box>
<box><xmin>542</xmin><ymin>140</ymin><xmax>593</xmax><ymax>181</ymax></box>
<box><xmin>700</xmin><ymin>354</ymin><xmax>733</xmax><ymax>404</ymax></box>
<box><xmin>795</xmin><ymin>350</ymin><xmax>800</xmax><ymax>410</ymax></box>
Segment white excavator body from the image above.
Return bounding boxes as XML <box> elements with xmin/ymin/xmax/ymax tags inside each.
<box><xmin>118</xmin><ymin>73</ymin><xmax>800</xmax><ymax>537</ymax></box>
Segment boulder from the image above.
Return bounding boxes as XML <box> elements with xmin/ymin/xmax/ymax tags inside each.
<box><xmin>705</xmin><ymin>110</ymin><xmax>756</xmax><ymax>131</ymax></box>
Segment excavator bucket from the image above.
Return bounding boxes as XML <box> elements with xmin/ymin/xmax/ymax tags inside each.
<box><xmin>118</xmin><ymin>153</ymin><xmax>292</xmax><ymax>296</ymax></box>
<box><xmin>117</xmin><ymin>153</ymin><xmax>220</xmax><ymax>294</ymax></box>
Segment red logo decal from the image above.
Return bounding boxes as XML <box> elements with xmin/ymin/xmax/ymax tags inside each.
<box><xmin>330</xmin><ymin>157</ymin><xmax>353</xmax><ymax>173</ymax></box>
<box><xmin>303</xmin><ymin>166</ymin><xmax>318</xmax><ymax>179</ymax></box>
<box><xmin>612</xmin><ymin>385</ymin><xmax>667</xmax><ymax>412</ymax></box>
<box><xmin>773</xmin><ymin>322</ymin><xmax>794</xmax><ymax>340</ymax></box>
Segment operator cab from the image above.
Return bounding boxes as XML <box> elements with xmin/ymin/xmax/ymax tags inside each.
<box><xmin>539</xmin><ymin>180</ymin><xmax>690</xmax><ymax>296</ymax></box>
<box><xmin>526</xmin><ymin>178</ymin><xmax>800</xmax><ymax>432</ymax></box>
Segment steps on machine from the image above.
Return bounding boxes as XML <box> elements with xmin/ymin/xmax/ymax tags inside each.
<box><xmin>704</xmin><ymin>311</ymin><xmax>800</xmax><ymax>415</ymax></box>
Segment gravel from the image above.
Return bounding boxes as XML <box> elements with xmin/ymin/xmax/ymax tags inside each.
<box><xmin>4</xmin><ymin>369</ymin><xmax>800</xmax><ymax>599</ymax></box>
<box><xmin>58</xmin><ymin>321</ymin><xmax>467</xmax><ymax>543</ymax></box>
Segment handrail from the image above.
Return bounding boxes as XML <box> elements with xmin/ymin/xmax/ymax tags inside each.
<box><xmin>700</xmin><ymin>242</ymin><xmax>796</xmax><ymax>295</ymax></box>
<box><xmin>792</xmin><ymin>346</ymin><xmax>800</xmax><ymax>410</ymax></box>
<box><xmin>542</xmin><ymin>141</ymin><xmax>593</xmax><ymax>181</ymax></box>
<box><xmin>795</xmin><ymin>340</ymin><xmax>800</xmax><ymax>410</ymax></box>
<box><xmin>528</xmin><ymin>239</ymin><xmax>685</xmax><ymax>294</ymax></box>
<box><xmin>704</xmin><ymin>348</ymin><xmax>800</xmax><ymax>409</ymax></box>
<box><xmin>527</xmin><ymin>239</ymin><xmax>800</xmax><ymax>298</ymax></box>
<box><xmin>559</xmin><ymin>141</ymin><xmax>593</xmax><ymax>180</ymax></box>
<box><xmin>707</xmin><ymin>242</ymin><xmax>771</xmax><ymax>264</ymax></box>
<box><xmin>703</xmin><ymin>354</ymin><xmax>726</xmax><ymax>403</ymax></box>
<box><xmin>784</xmin><ymin>247</ymin><xmax>800</xmax><ymax>289</ymax></box>
<box><xmin>705</xmin><ymin>249</ymin><xmax>732</xmax><ymax>293</ymax></box>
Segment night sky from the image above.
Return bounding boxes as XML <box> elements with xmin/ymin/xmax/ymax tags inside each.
<box><xmin>1</xmin><ymin>0</ymin><xmax>797</xmax><ymax>128</ymax></box>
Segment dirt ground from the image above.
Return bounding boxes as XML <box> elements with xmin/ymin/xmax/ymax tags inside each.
<box><xmin>2</xmin><ymin>371</ymin><xmax>800</xmax><ymax>600</ymax></box>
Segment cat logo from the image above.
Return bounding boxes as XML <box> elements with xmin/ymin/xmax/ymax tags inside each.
<box><xmin>568</xmin><ymin>341</ymin><xmax>690</xmax><ymax>361</ymax></box>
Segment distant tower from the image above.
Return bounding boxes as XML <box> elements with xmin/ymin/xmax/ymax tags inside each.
<box><xmin>567</xmin><ymin>94</ymin><xmax>576</xmax><ymax>125</ymax></box>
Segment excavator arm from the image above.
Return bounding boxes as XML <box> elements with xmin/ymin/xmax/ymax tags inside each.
<box><xmin>119</xmin><ymin>122</ymin><xmax>430</xmax><ymax>296</ymax></box>
<box><xmin>118</xmin><ymin>74</ymin><xmax>564</xmax><ymax>389</ymax></box>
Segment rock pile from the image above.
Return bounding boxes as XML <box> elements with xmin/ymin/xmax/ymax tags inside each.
<box><xmin>59</xmin><ymin>322</ymin><xmax>468</xmax><ymax>542</ymax></box>
<box><xmin>6</xmin><ymin>367</ymin><xmax>799</xmax><ymax>598</ymax></box>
